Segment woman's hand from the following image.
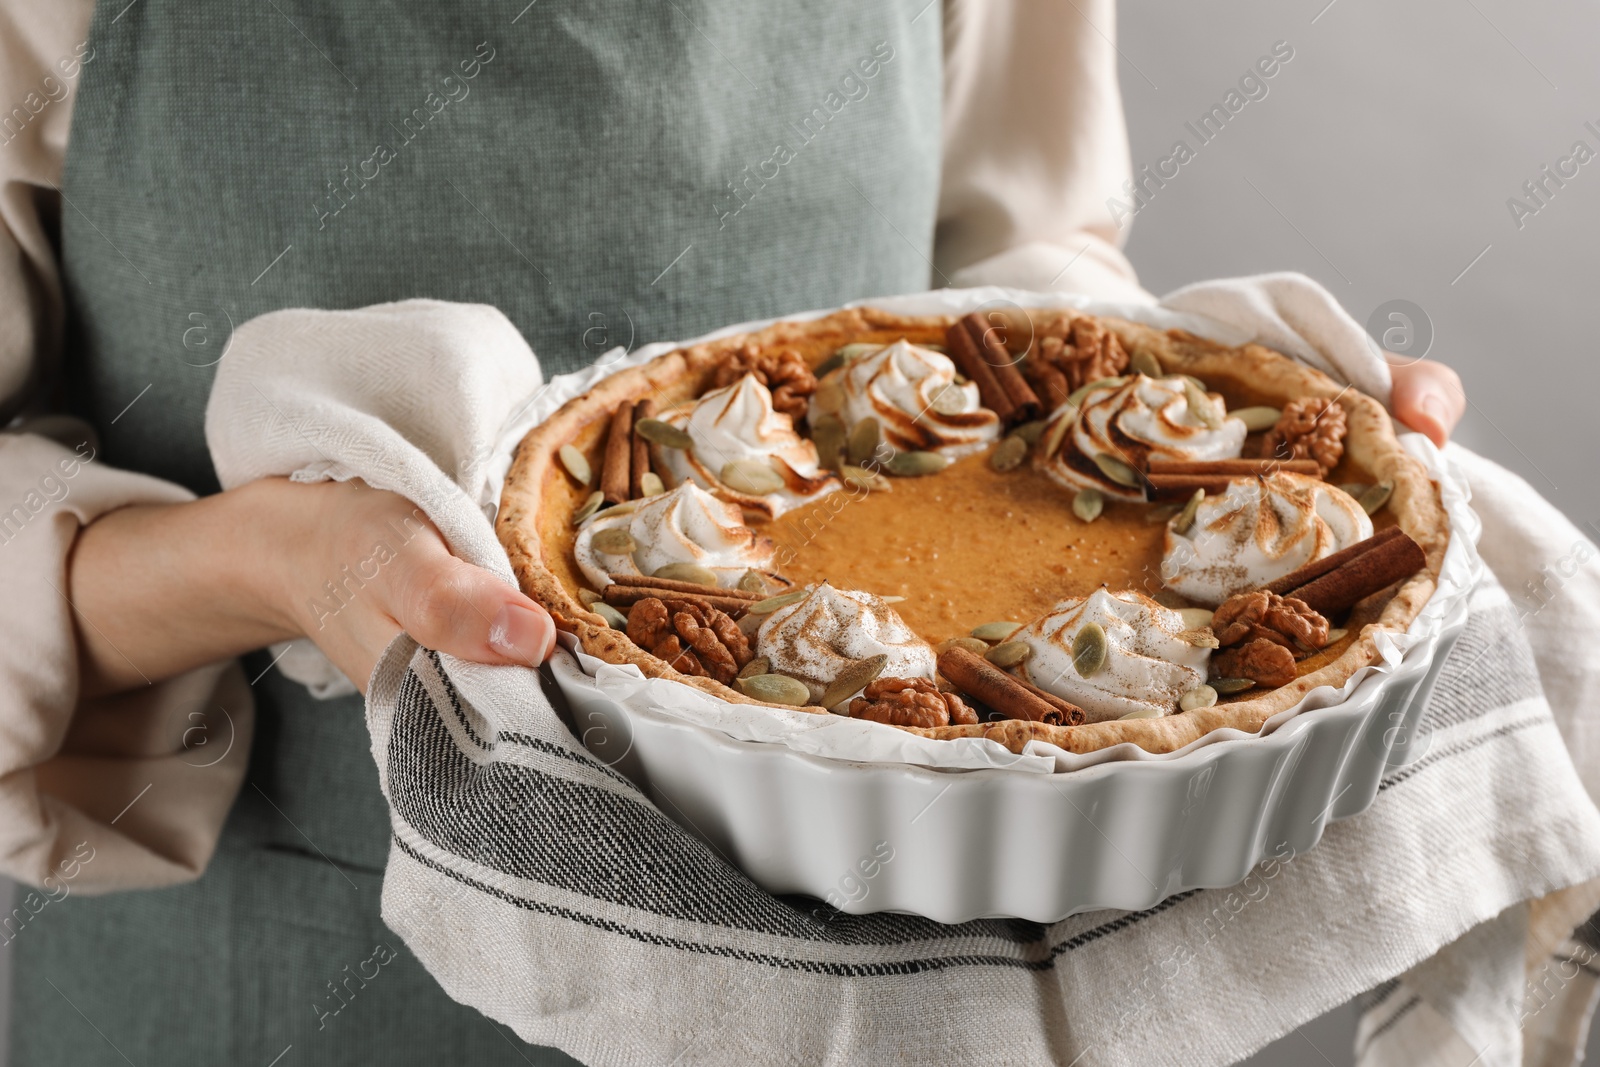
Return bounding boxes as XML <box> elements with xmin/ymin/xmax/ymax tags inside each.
<box><xmin>69</xmin><ymin>477</ymin><xmax>555</xmax><ymax>697</ymax></box>
<box><xmin>1388</xmin><ymin>358</ymin><xmax>1465</xmax><ymax>447</ymax></box>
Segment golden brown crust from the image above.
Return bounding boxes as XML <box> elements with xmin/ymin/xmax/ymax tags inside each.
<box><xmin>497</xmin><ymin>308</ymin><xmax>1451</xmax><ymax>755</ymax></box>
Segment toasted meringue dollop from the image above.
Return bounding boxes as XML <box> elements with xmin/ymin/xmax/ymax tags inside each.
<box><xmin>756</xmin><ymin>583</ymin><xmax>936</xmax><ymax>709</ymax></box>
<box><xmin>836</xmin><ymin>340</ymin><xmax>1002</xmax><ymax>458</ymax></box>
<box><xmin>1160</xmin><ymin>472</ymin><xmax>1373</xmax><ymax>606</ymax></box>
<box><xmin>660</xmin><ymin>374</ymin><xmax>839</xmax><ymax>517</ymax></box>
<box><xmin>1016</xmin><ymin>589</ymin><xmax>1211</xmax><ymax>722</ymax></box>
<box><xmin>573</xmin><ymin>481</ymin><xmax>774</xmax><ymax>590</ymax></box>
<box><xmin>1040</xmin><ymin>374</ymin><xmax>1247</xmax><ymax>500</ymax></box>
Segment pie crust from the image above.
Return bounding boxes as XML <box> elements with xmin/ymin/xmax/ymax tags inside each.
<box><xmin>496</xmin><ymin>307</ymin><xmax>1449</xmax><ymax>756</ymax></box>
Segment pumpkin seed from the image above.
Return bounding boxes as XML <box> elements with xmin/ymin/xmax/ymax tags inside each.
<box><xmin>1183</xmin><ymin>378</ymin><xmax>1224</xmax><ymax>431</ymax></box>
<box><xmin>1092</xmin><ymin>451</ymin><xmax>1142</xmax><ymax>489</ymax></box>
<box><xmin>1042</xmin><ymin>408</ymin><xmax>1076</xmax><ymax>457</ymax></box>
<box><xmin>639</xmin><ymin>471</ymin><xmax>666</xmax><ymax>496</ymax></box>
<box><xmin>929</xmin><ymin>383</ymin><xmax>970</xmax><ymax>416</ymax></box>
<box><xmin>590</xmin><ymin>527</ymin><xmax>637</xmax><ymax>555</ymax></box>
<box><xmin>1358</xmin><ymin>480</ymin><xmax>1394</xmax><ymax>515</ymax></box>
<box><xmin>571</xmin><ymin>490</ymin><xmax>605</xmax><ymax>525</ymax></box>
<box><xmin>736</xmin><ymin>673</ymin><xmax>812</xmax><ymax>706</ymax></box>
<box><xmin>1325</xmin><ymin>628</ymin><xmax>1349</xmax><ymax>644</ymax></box>
<box><xmin>985</xmin><ymin>641</ymin><xmax>1032</xmax><ymax>668</ymax></box>
<box><xmin>990</xmin><ymin>434</ymin><xmax>1029</xmax><ymax>472</ymax></box>
<box><xmin>1130</xmin><ymin>349</ymin><xmax>1163</xmax><ymax>378</ymax></box>
<box><xmin>737</xmin><ymin>569</ymin><xmax>770</xmax><ymax>594</ymax></box>
<box><xmin>737</xmin><ymin>612</ymin><xmax>764</xmax><ymax>637</ymax></box>
<box><xmin>813</xmin><ymin>352</ymin><xmax>848</xmax><ymax>377</ymax></box>
<box><xmin>1179</xmin><ymin>685</ymin><xmax>1218</xmax><ymax>712</ymax></box>
<box><xmin>846</xmin><ymin>417</ymin><xmax>881</xmax><ymax>466</ymax></box>
<box><xmin>577</xmin><ymin>588</ymin><xmax>604</xmax><ymax>605</ymax></box>
<box><xmin>971</xmin><ymin>621</ymin><xmax>1024</xmax><ymax>643</ymax></box>
<box><xmin>935</xmin><ymin>636</ymin><xmax>991</xmax><ymax>656</ymax></box>
<box><xmin>884</xmin><ymin>450</ymin><xmax>949</xmax><ymax>477</ymax></box>
<box><xmin>1176</xmin><ymin>608</ymin><xmax>1215</xmax><ymax>631</ymax></box>
<box><xmin>1071</xmin><ymin>622</ymin><xmax>1107</xmax><ymax>678</ymax></box>
<box><xmin>558</xmin><ymin>445</ymin><xmax>592</xmax><ymax>486</ymax></box>
<box><xmin>1177</xmin><ymin>628</ymin><xmax>1220</xmax><ymax>649</ymax></box>
<box><xmin>840</xmin><ymin>464</ymin><xmax>891</xmax><ymax>491</ymax></box>
<box><xmin>1067</xmin><ymin>376</ymin><xmax>1125</xmax><ymax>408</ymax></box>
<box><xmin>738</xmin><ymin>656</ymin><xmax>771</xmax><ymax>680</ymax></box>
<box><xmin>1338</xmin><ymin>482</ymin><xmax>1371</xmax><ymax>498</ymax></box>
<box><xmin>1118</xmin><ymin>707</ymin><xmax>1163</xmax><ymax>720</ymax></box>
<box><xmin>1230</xmin><ymin>405</ymin><xmax>1282</xmax><ymax>433</ymax></box>
<box><xmin>652</xmin><ymin>562</ymin><xmax>718</xmax><ymax>586</ymax></box>
<box><xmin>821</xmin><ymin>654</ymin><xmax>889</xmax><ymax>709</ymax></box>
<box><xmin>812</xmin><ymin>377</ymin><xmax>844</xmax><ymax>416</ymax></box>
<box><xmin>1170</xmin><ymin>488</ymin><xmax>1206</xmax><ymax>535</ymax></box>
<box><xmin>1013</xmin><ymin>419</ymin><xmax>1047</xmax><ymax>445</ymax></box>
<box><xmin>835</xmin><ymin>343</ymin><xmax>883</xmax><ymax>363</ymax></box>
<box><xmin>880</xmin><ymin>595</ymin><xmax>907</xmax><ymax>604</ymax></box>
<box><xmin>721</xmin><ymin>459</ymin><xmax>785</xmax><ymax>495</ymax></box>
<box><xmin>1144</xmin><ymin>503</ymin><xmax>1181</xmax><ymax>523</ymax></box>
<box><xmin>1209</xmin><ymin>677</ymin><xmax>1257</xmax><ymax>695</ymax></box>
<box><xmin>593</xmin><ymin>603</ymin><xmax>628</xmax><ymax>630</ymax></box>
<box><xmin>749</xmin><ymin>589</ymin><xmax>809</xmax><ymax>614</ymax></box>
<box><xmin>1073</xmin><ymin>488</ymin><xmax>1104</xmax><ymax>523</ymax></box>
<box><xmin>811</xmin><ymin>413</ymin><xmax>846</xmax><ymax>470</ymax></box>
<box><xmin>634</xmin><ymin>418</ymin><xmax>693</xmax><ymax>449</ymax></box>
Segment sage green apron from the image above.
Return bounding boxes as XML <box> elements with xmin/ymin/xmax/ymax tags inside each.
<box><xmin>14</xmin><ymin>1</ymin><xmax>940</xmax><ymax>1063</ymax></box>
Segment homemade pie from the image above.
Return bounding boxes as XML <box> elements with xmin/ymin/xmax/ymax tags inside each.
<box><xmin>497</xmin><ymin>306</ymin><xmax>1448</xmax><ymax>756</ymax></box>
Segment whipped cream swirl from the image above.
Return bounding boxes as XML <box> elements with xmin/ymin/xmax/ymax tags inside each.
<box><xmin>660</xmin><ymin>374</ymin><xmax>839</xmax><ymax>517</ymax></box>
<box><xmin>1161</xmin><ymin>472</ymin><xmax>1373</xmax><ymax>606</ymax></box>
<box><xmin>1041</xmin><ymin>374</ymin><xmax>1247</xmax><ymax>501</ymax></box>
<box><xmin>573</xmin><ymin>481</ymin><xmax>775</xmax><ymax>590</ymax></box>
<box><xmin>756</xmin><ymin>583</ymin><xmax>936</xmax><ymax>709</ymax></box>
<box><xmin>1017</xmin><ymin>589</ymin><xmax>1211</xmax><ymax>721</ymax></box>
<box><xmin>836</xmin><ymin>340</ymin><xmax>1001</xmax><ymax>458</ymax></box>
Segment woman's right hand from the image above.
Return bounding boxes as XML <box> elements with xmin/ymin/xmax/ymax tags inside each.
<box><xmin>69</xmin><ymin>476</ymin><xmax>556</xmax><ymax>697</ymax></box>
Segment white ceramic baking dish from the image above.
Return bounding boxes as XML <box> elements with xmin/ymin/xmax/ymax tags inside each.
<box><xmin>501</xmin><ymin>288</ymin><xmax>1480</xmax><ymax>923</ymax></box>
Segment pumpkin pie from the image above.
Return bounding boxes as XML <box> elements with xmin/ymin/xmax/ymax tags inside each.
<box><xmin>496</xmin><ymin>306</ymin><xmax>1448</xmax><ymax>756</ymax></box>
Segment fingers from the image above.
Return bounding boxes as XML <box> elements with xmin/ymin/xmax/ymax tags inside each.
<box><xmin>389</xmin><ymin>551</ymin><xmax>557</xmax><ymax>668</ymax></box>
<box><xmin>1388</xmin><ymin>359</ymin><xmax>1465</xmax><ymax>447</ymax></box>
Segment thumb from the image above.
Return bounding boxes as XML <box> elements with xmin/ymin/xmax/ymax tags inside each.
<box><xmin>390</xmin><ymin>553</ymin><xmax>557</xmax><ymax>667</ymax></box>
<box><xmin>1388</xmin><ymin>359</ymin><xmax>1465</xmax><ymax>448</ymax></box>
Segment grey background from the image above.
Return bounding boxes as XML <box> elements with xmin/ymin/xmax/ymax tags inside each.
<box><xmin>1116</xmin><ymin>0</ymin><xmax>1600</xmax><ymax>1062</ymax></box>
<box><xmin>4</xmin><ymin>0</ymin><xmax>1597</xmax><ymax>1063</ymax></box>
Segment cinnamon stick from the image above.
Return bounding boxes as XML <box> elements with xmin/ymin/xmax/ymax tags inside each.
<box><xmin>1263</xmin><ymin>526</ymin><xmax>1406</xmax><ymax>596</ymax></box>
<box><xmin>1147</xmin><ymin>458</ymin><xmax>1321</xmax><ymax>478</ymax></box>
<box><xmin>1146</xmin><ymin>473</ymin><xmax>1234</xmax><ymax>499</ymax></box>
<box><xmin>603</xmin><ymin>585</ymin><xmax>754</xmax><ymax>616</ymax></box>
<box><xmin>1013</xmin><ymin>676</ymin><xmax>1087</xmax><ymax>726</ymax></box>
<box><xmin>606</xmin><ymin>573</ymin><xmax>764</xmax><ymax>600</ymax></box>
<box><xmin>629</xmin><ymin>398</ymin><xmax>656</xmax><ymax>499</ymax></box>
<box><xmin>944</xmin><ymin>319</ymin><xmax>1016</xmax><ymax>422</ymax></box>
<box><xmin>1279</xmin><ymin>530</ymin><xmax>1426</xmax><ymax>616</ymax></box>
<box><xmin>601</xmin><ymin>401</ymin><xmax>633</xmax><ymax>505</ymax></box>
<box><xmin>937</xmin><ymin>646</ymin><xmax>1065</xmax><ymax>725</ymax></box>
<box><xmin>962</xmin><ymin>312</ymin><xmax>1040</xmax><ymax>421</ymax></box>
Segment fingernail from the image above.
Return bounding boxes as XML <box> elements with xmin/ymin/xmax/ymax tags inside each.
<box><xmin>1419</xmin><ymin>393</ymin><xmax>1449</xmax><ymax>427</ymax></box>
<box><xmin>488</xmin><ymin>602</ymin><xmax>551</xmax><ymax>664</ymax></box>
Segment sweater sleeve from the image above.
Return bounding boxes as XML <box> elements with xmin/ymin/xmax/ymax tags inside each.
<box><xmin>0</xmin><ymin>0</ymin><xmax>254</xmax><ymax>895</ymax></box>
<box><xmin>936</xmin><ymin>0</ymin><xmax>1153</xmax><ymax>303</ymax></box>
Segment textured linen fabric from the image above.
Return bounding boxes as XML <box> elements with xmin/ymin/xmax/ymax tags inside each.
<box><xmin>191</xmin><ymin>288</ymin><xmax>1600</xmax><ymax>1067</ymax></box>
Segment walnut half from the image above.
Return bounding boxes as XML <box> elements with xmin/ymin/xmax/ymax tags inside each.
<box><xmin>849</xmin><ymin>677</ymin><xmax>977</xmax><ymax>728</ymax></box>
<box><xmin>625</xmin><ymin>597</ymin><xmax>753</xmax><ymax>685</ymax></box>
